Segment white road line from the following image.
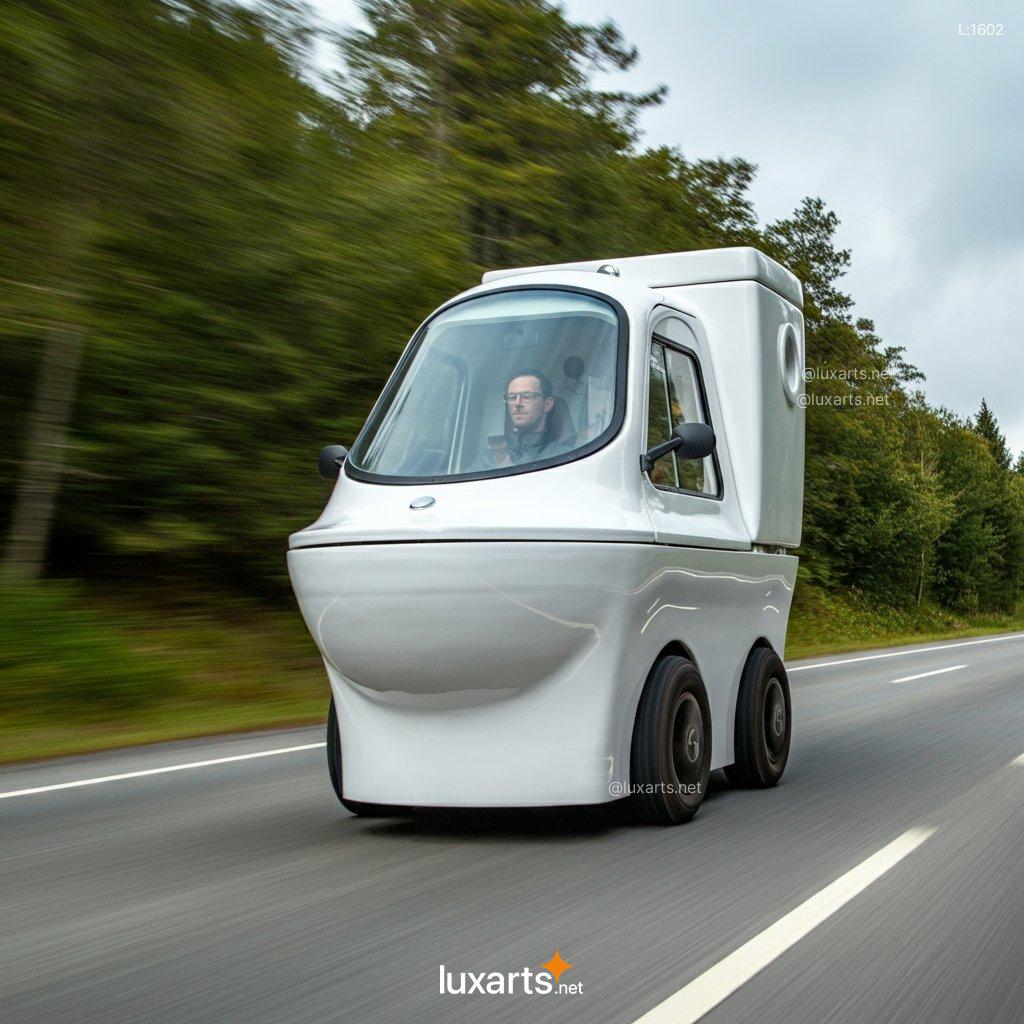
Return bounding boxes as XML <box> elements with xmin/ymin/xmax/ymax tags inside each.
<box><xmin>0</xmin><ymin>743</ymin><xmax>327</xmax><ymax>800</ymax></box>
<box><xmin>1013</xmin><ymin>753</ymin><xmax>1024</xmax><ymax>766</ymax></box>
<box><xmin>789</xmin><ymin>633</ymin><xmax>1024</xmax><ymax>673</ymax></box>
<box><xmin>891</xmin><ymin>664</ymin><xmax>966</xmax><ymax>684</ymax></box>
<box><xmin>631</xmin><ymin>828</ymin><xmax>935</xmax><ymax>1024</ymax></box>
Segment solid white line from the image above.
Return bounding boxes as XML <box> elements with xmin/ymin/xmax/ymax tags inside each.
<box><xmin>1013</xmin><ymin>753</ymin><xmax>1024</xmax><ymax>766</ymax></box>
<box><xmin>789</xmin><ymin>633</ymin><xmax>1024</xmax><ymax>673</ymax></box>
<box><xmin>631</xmin><ymin>828</ymin><xmax>935</xmax><ymax>1024</ymax></box>
<box><xmin>891</xmin><ymin>664</ymin><xmax>966</xmax><ymax>684</ymax></box>
<box><xmin>0</xmin><ymin>743</ymin><xmax>327</xmax><ymax>800</ymax></box>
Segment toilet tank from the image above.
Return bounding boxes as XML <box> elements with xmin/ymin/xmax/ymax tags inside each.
<box><xmin>663</xmin><ymin>279</ymin><xmax>804</xmax><ymax>548</ymax></box>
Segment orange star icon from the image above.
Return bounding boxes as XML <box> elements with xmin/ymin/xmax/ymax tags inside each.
<box><xmin>541</xmin><ymin>949</ymin><xmax>573</xmax><ymax>984</ymax></box>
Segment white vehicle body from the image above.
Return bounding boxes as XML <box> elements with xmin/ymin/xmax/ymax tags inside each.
<box><xmin>288</xmin><ymin>247</ymin><xmax>805</xmax><ymax>808</ymax></box>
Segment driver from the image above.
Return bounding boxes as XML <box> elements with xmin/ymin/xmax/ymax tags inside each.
<box><xmin>476</xmin><ymin>369</ymin><xmax>573</xmax><ymax>468</ymax></box>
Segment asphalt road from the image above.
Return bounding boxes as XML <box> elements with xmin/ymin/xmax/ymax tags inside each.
<box><xmin>3</xmin><ymin>632</ymin><xmax>1024</xmax><ymax>1024</ymax></box>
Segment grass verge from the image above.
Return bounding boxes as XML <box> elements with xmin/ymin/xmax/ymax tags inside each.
<box><xmin>785</xmin><ymin>583</ymin><xmax>1024</xmax><ymax>660</ymax></box>
<box><xmin>0</xmin><ymin>583</ymin><xmax>327</xmax><ymax>765</ymax></box>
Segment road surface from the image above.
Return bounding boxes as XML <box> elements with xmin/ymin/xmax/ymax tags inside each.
<box><xmin>3</xmin><ymin>632</ymin><xmax>1024</xmax><ymax>1023</ymax></box>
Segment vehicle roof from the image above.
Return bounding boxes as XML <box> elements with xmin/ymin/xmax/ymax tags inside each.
<box><xmin>481</xmin><ymin>246</ymin><xmax>802</xmax><ymax>308</ymax></box>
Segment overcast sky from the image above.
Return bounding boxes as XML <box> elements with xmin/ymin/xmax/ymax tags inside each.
<box><xmin>312</xmin><ymin>0</ymin><xmax>1023</xmax><ymax>456</ymax></box>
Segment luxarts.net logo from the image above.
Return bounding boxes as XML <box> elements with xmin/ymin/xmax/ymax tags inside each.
<box><xmin>439</xmin><ymin>949</ymin><xmax>581</xmax><ymax>996</ymax></box>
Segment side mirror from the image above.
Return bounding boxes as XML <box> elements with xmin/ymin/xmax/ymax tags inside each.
<box><xmin>641</xmin><ymin>422</ymin><xmax>715</xmax><ymax>474</ymax></box>
<box><xmin>318</xmin><ymin>444</ymin><xmax>349</xmax><ymax>480</ymax></box>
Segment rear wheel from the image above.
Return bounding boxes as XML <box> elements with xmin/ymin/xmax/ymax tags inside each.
<box><xmin>629</xmin><ymin>655</ymin><xmax>712</xmax><ymax>825</ymax></box>
<box><xmin>726</xmin><ymin>647</ymin><xmax>791</xmax><ymax>788</ymax></box>
<box><xmin>326</xmin><ymin>698</ymin><xmax>393</xmax><ymax>817</ymax></box>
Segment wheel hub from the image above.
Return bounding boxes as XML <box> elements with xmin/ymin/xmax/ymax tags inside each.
<box><xmin>764</xmin><ymin>678</ymin><xmax>787</xmax><ymax>758</ymax></box>
<box><xmin>671</xmin><ymin>693</ymin><xmax>704</xmax><ymax>784</ymax></box>
<box><xmin>685</xmin><ymin>726</ymin><xmax>700</xmax><ymax>762</ymax></box>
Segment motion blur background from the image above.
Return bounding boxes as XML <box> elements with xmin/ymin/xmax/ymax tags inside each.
<box><xmin>2</xmin><ymin>0</ymin><xmax>1023</xmax><ymax>762</ymax></box>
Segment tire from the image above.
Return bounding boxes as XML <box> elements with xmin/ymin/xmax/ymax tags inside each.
<box><xmin>326</xmin><ymin>698</ymin><xmax>393</xmax><ymax>817</ymax></box>
<box><xmin>725</xmin><ymin>647</ymin><xmax>791</xmax><ymax>788</ymax></box>
<box><xmin>629</xmin><ymin>655</ymin><xmax>712</xmax><ymax>825</ymax></box>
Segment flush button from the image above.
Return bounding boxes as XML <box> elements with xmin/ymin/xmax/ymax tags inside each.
<box><xmin>409</xmin><ymin>496</ymin><xmax>436</xmax><ymax>510</ymax></box>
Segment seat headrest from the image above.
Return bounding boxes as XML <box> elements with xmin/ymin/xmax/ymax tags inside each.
<box><xmin>546</xmin><ymin>397</ymin><xmax>576</xmax><ymax>444</ymax></box>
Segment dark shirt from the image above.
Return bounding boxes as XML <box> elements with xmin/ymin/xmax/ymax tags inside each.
<box><xmin>471</xmin><ymin>428</ymin><xmax>575</xmax><ymax>471</ymax></box>
<box><xmin>506</xmin><ymin>428</ymin><xmax>572</xmax><ymax>465</ymax></box>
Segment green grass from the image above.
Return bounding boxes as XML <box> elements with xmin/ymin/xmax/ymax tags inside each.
<box><xmin>785</xmin><ymin>583</ymin><xmax>1024</xmax><ymax>660</ymax></box>
<box><xmin>2</xmin><ymin>580</ymin><xmax>1022</xmax><ymax>765</ymax></box>
<box><xmin>0</xmin><ymin>583</ymin><xmax>328</xmax><ymax>765</ymax></box>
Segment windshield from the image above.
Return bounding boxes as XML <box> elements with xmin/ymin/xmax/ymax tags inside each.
<box><xmin>348</xmin><ymin>289</ymin><xmax>624</xmax><ymax>480</ymax></box>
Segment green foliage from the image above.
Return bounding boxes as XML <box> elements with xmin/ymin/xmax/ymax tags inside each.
<box><xmin>786</xmin><ymin>580</ymin><xmax>1024</xmax><ymax>661</ymax></box>
<box><xmin>972</xmin><ymin>398</ymin><xmax>1012</xmax><ymax>470</ymax></box>
<box><xmin>0</xmin><ymin>582</ymin><xmax>179</xmax><ymax>710</ymax></box>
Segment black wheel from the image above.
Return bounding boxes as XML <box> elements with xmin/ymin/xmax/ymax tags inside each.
<box><xmin>326</xmin><ymin>698</ymin><xmax>393</xmax><ymax>817</ymax></box>
<box><xmin>629</xmin><ymin>655</ymin><xmax>712</xmax><ymax>825</ymax></box>
<box><xmin>726</xmin><ymin>647</ymin><xmax>791</xmax><ymax>788</ymax></box>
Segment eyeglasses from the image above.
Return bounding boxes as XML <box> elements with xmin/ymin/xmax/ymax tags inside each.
<box><xmin>502</xmin><ymin>391</ymin><xmax>544</xmax><ymax>403</ymax></box>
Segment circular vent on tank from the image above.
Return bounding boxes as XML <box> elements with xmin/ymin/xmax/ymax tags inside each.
<box><xmin>778</xmin><ymin>323</ymin><xmax>802</xmax><ymax>406</ymax></box>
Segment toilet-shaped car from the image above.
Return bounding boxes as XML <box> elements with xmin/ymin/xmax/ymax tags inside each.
<box><xmin>288</xmin><ymin>247</ymin><xmax>805</xmax><ymax>824</ymax></box>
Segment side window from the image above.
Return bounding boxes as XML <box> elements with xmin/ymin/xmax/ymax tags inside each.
<box><xmin>663</xmin><ymin>346</ymin><xmax>718</xmax><ymax>496</ymax></box>
<box><xmin>646</xmin><ymin>342</ymin><xmax>677</xmax><ymax>487</ymax></box>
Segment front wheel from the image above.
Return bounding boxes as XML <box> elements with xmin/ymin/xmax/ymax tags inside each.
<box><xmin>629</xmin><ymin>655</ymin><xmax>712</xmax><ymax>825</ymax></box>
<box><xmin>725</xmin><ymin>647</ymin><xmax>791</xmax><ymax>788</ymax></box>
<box><xmin>326</xmin><ymin>698</ymin><xmax>393</xmax><ymax>817</ymax></box>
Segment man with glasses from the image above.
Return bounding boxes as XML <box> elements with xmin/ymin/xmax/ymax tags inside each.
<box><xmin>473</xmin><ymin>368</ymin><xmax>574</xmax><ymax>470</ymax></box>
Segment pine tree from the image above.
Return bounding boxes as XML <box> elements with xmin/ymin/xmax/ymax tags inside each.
<box><xmin>973</xmin><ymin>399</ymin><xmax>1012</xmax><ymax>470</ymax></box>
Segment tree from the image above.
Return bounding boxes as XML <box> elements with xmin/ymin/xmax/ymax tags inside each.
<box><xmin>763</xmin><ymin>197</ymin><xmax>854</xmax><ymax>326</ymax></box>
<box><xmin>0</xmin><ymin>0</ymin><xmax>104</xmax><ymax>578</ymax></box>
<box><xmin>972</xmin><ymin>398</ymin><xmax>1012</xmax><ymax>470</ymax></box>
<box><xmin>338</xmin><ymin>0</ymin><xmax>665</xmax><ymax>267</ymax></box>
